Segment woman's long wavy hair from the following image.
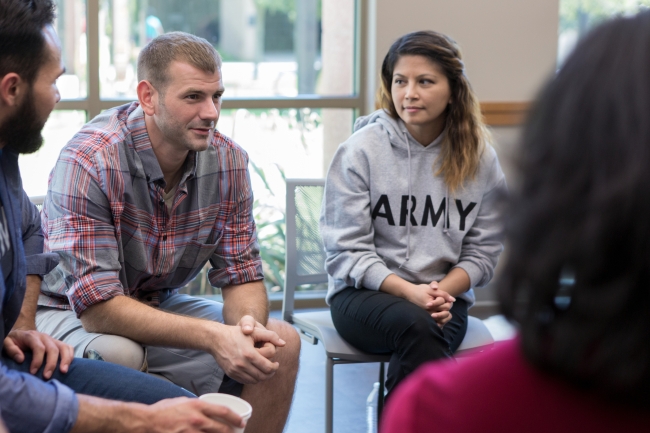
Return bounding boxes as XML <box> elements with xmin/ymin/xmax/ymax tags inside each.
<box><xmin>499</xmin><ymin>11</ymin><xmax>650</xmax><ymax>408</ymax></box>
<box><xmin>379</xmin><ymin>30</ymin><xmax>488</xmax><ymax>192</ymax></box>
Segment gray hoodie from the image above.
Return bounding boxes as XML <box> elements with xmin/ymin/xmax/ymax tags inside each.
<box><xmin>320</xmin><ymin>109</ymin><xmax>506</xmax><ymax>306</ymax></box>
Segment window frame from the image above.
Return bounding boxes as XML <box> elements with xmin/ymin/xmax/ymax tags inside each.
<box><xmin>51</xmin><ymin>0</ymin><xmax>366</xmax><ymax>305</ymax></box>
<box><xmin>55</xmin><ymin>0</ymin><xmax>368</xmax><ymax>119</ymax></box>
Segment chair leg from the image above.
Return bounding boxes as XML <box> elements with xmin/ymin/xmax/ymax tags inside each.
<box><xmin>326</xmin><ymin>356</ymin><xmax>334</xmax><ymax>433</ymax></box>
<box><xmin>377</xmin><ymin>362</ymin><xmax>386</xmax><ymax>421</ymax></box>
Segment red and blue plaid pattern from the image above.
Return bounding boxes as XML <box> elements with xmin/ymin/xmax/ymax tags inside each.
<box><xmin>39</xmin><ymin>102</ymin><xmax>263</xmax><ymax>316</ymax></box>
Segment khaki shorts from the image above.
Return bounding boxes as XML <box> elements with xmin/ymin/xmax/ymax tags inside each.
<box><xmin>36</xmin><ymin>294</ymin><xmax>242</xmax><ymax>396</ymax></box>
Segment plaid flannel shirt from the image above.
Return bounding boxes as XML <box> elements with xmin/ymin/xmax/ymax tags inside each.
<box><xmin>39</xmin><ymin>102</ymin><xmax>264</xmax><ymax>316</ymax></box>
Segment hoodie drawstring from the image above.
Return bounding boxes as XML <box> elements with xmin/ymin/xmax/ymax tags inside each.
<box><xmin>444</xmin><ymin>186</ymin><xmax>451</xmax><ymax>237</ymax></box>
<box><xmin>401</xmin><ymin>128</ymin><xmax>451</xmax><ymax>268</ymax></box>
<box><xmin>401</xmin><ymin>129</ymin><xmax>412</xmax><ymax>268</ymax></box>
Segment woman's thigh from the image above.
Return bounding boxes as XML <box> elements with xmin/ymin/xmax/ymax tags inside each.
<box><xmin>331</xmin><ymin>288</ymin><xmax>469</xmax><ymax>353</ymax></box>
<box><xmin>330</xmin><ymin>287</ymin><xmax>445</xmax><ymax>354</ymax></box>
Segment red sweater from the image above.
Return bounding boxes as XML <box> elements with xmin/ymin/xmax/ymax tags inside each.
<box><xmin>381</xmin><ymin>337</ymin><xmax>650</xmax><ymax>433</ymax></box>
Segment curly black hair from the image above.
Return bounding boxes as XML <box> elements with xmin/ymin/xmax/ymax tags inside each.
<box><xmin>0</xmin><ymin>0</ymin><xmax>56</xmax><ymax>84</ymax></box>
<box><xmin>500</xmin><ymin>10</ymin><xmax>650</xmax><ymax>408</ymax></box>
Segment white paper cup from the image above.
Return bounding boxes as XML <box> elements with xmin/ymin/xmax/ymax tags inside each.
<box><xmin>199</xmin><ymin>393</ymin><xmax>252</xmax><ymax>433</ymax></box>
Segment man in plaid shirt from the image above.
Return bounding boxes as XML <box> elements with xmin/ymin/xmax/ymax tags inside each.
<box><xmin>36</xmin><ymin>32</ymin><xmax>300</xmax><ymax>433</ymax></box>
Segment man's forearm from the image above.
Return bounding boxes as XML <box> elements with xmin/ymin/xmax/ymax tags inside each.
<box><xmin>221</xmin><ymin>280</ymin><xmax>269</xmax><ymax>325</ymax></box>
<box><xmin>72</xmin><ymin>394</ymin><xmax>244</xmax><ymax>433</ymax></box>
<box><xmin>13</xmin><ymin>275</ymin><xmax>42</xmax><ymax>330</ymax></box>
<box><xmin>81</xmin><ymin>290</ymin><xmax>281</xmax><ymax>385</ymax></box>
<box><xmin>80</xmin><ymin>296</ymin><xmax>223</xmax><ymax>354</ymax></box>
<box><xmin>71</xmin><ymin>395</ymin><xmax>144</xmax><ymax>433</ymax></box>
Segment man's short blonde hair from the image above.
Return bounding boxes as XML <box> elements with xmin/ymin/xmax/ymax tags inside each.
<box><xmin>137</xmin><ymin>31</ymin><xmax>222</xmax><ymax>91</ymax></box>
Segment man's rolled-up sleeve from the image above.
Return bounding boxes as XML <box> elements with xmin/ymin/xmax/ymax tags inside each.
<box><xmin>0</xmin><ymin>363</ymin><xmax>78</xmax><ymax>433</ymax></box>
<box><xmin>43</xmin><ymin>145</ymin><xmax>125</xmax><ymax>316</ymax></box>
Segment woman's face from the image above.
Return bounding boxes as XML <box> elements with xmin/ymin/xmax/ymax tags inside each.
<box><xmin>391</xmin><ymin>55</ymin><xmax>452</xmax><ymax>140</ymax></box>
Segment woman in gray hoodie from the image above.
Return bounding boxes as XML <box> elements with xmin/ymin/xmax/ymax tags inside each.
<box><xmin>320</xmin><ymin>30</ymin><xmax>507</xmax><ymax>393</ymax></box>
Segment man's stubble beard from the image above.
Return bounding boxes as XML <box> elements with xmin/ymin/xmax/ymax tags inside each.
<box><xmin>0</xmin><ymin>87</ymin><xmax>47</xmax><ymax>155</ymax></box>
<box><xmin>156</xmin><ymin>98</ymin><xmax>213</xmax><ymax>153</ymax></box>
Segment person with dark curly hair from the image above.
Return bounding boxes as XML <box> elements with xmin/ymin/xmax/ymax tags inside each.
<box><xmin>382</xmin><ymin>10</ymin><xmax>650</xmax><ymax>433</ymax></box>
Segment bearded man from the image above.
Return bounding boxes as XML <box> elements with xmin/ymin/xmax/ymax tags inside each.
<box><xmin>0</xmin><ymin>0</ymin><xmax>246</xmax><ymax>431</ymax></box>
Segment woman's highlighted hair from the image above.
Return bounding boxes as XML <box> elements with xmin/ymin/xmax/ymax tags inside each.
<box><xmin>379</xmin><ymin>30</ymin><xmax>488</xmax><ymax>192</ymax></box>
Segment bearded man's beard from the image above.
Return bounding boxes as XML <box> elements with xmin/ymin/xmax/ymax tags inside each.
<box><xmin>0</xmin><ymin>88</ymin><xmax>46</xmax><ymax>155</ymax></box>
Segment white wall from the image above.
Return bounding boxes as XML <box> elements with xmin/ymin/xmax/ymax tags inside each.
<box><xmin>364</xmin><ymin>0</ymin><xmax>560</xmax><ymax>112</ymax></box>
<box><xmin>359</xmin><ymin>0</ymin><xmax>561</xmax><ymax>191</ymax></box>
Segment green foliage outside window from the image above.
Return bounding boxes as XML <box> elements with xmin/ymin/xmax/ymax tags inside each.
<box><xmin>560</xmin><ymin>0</ymin><xmax>650</xmax><ymax>35</ymax></box>
<box><xmin>179</xmin><ymin>107</ymin><xmax>327</xmax><ymax>297</ymax></box>
<box><xmin>559</xmin><ymin>0</ymin><xmax>650</xmax><ymax>63</ymax></box>
<box><xmin>250</xmin><ymin>160</ymin><xmax>287</xmax><ymax>293</ymax></box>
<box><xmin>179</xmin><ymin>162</ymin><xmax>287</xmax><ymax>297</ymax></box>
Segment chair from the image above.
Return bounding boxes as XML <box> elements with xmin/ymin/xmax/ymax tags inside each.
<box><xmin>29</xmin><ymin>195</ymin><xmax>45</xmax><ymax>211</ymax></box>
<box><xmin>282</xmin><ymin>178</ymin><xmax>494</xmax><ymax>433</ymax></box>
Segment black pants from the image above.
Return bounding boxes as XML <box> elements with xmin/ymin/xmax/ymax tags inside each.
<box><xmin>330</xmin><ymin>287</ymin><xmax>468</xmax><ymax>393</ymax></box>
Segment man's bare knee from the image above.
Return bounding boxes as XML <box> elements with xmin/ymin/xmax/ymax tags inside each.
<box><xmin>85</xmin><ymin>334</ymin><xmax>146</xmax><ymax>371</ymax></box>
<box><xmin>267</xmin><ymin>319</ymin><xmax>300</xmax><ymax>362</ymax></box>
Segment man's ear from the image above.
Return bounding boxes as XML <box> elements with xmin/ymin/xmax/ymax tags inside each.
<box><xmin>137</xmin><ymin>80</ymin><xmax>158</xmax><ymax>116</ymax></box>
<box><xmin>0</xmin><ymin>73</ymin><xmax>25</xmax><ymax>108</ymax></box>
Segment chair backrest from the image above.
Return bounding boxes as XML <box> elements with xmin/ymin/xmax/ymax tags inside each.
<box><xmin>29</xmin><ymin>195</ymin><xmax>46</xmax><ymax>212</ymax></box>
<box><xmin>282</xmin><ymin>178</ymin><xmax>327</xmax><ymax>323</ymax></box>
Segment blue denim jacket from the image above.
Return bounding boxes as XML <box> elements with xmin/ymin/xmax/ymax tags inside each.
<box><xmin>0</xmin><ymin>149</ymin><xmax>78</xmax><ymax>433</ymax></box>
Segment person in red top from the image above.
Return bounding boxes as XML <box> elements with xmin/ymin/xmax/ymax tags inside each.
<box><xmin>381</xmin><ymin>9</ymin><xmax>650</xmax><ymax>433</ymax></box>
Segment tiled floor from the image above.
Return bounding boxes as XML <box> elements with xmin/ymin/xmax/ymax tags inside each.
<box><xmin>270</xmin><ymin>309</ymin><xmax>380</xmax><ymax>433</ymax></box>
<box><xmin>285</xmin><ymin>335</ymin><xmax>380</xmax><ymax>433</ymax></box>
<box><xmin>276</xmin><ymin>310</ymin><xmax>516</xmax><ymax>433</ymax></box>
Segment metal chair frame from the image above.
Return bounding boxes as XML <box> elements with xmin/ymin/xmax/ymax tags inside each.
<box><xmin>282</xmin><ymin>178</ymin><xmax>494</xmax><ymax>433</ymax></box>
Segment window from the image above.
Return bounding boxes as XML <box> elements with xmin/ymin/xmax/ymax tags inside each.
<box><xmin>20</xmin><ymin>111</ymin><xmax>86</xmax><ymax>198</ymax></box>
<box><xmin>99</xmin><ymin>0</ymin><xmax>356</xmax><ymax>99</ymax></box>
<box><xmin>26</xmin><ymin>0</ymin><xmax>365</xmax><ymax>295</ymax></box>
<box><xmin>558</xmin><ymin>0</ymin><xmax>650</xmax><ymax>65</ymax></box>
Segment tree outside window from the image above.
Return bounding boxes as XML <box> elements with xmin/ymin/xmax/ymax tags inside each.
<box><xmin>559</xmin><ymin>0</ymin><xmax>650</xmax><ymax>64</ymax></box>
